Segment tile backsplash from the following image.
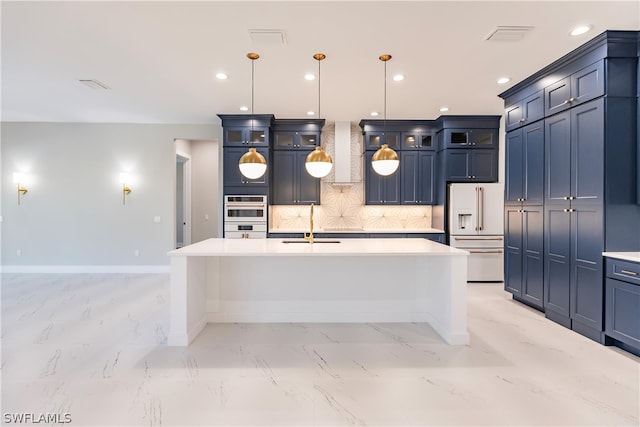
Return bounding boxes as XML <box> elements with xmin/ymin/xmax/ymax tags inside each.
<box><xmin>270</xmin><ymin>122</ymin><xmax>434</xmax><ymax>231</ymax></box>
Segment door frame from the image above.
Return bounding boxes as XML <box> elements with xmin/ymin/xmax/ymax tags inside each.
<box><xmin>176</xmin><ymin>151</ymin><xmax>192</xmax><ymax>248</ymax></box>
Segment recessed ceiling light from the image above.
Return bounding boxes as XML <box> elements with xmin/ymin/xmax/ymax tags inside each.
<box><xmin>240</xmin><ymin>106</ymin><xmax>249</xmax><ymax>111</ymax></box>
<box><xmin>216</xmin><ymin>72</ymin><xmax>228</xmax><ymax>80</ymax></box>
<box><xmin>497</xmin><ymin>77</ymin><xmax>511</xmax><ymax>84</ymax></box>
<box><xmin>393</xmin><ymin>74</ymin><xmax>405</xmax><ymax>81</ymax></box>
<box><xmin>370</xmin><ymin>111</ymin><xmax>379</xmax><ymax>117</ymax></box>
<box><xmin>440</xmin><ymin>107</ymin><xmax>449</xmax><ymax>112</ymax></box>
<box><xmin>307</xmin><ymin>111</ymin><xmax>315</xmax><ymax>116</ymax></box>
<box><xmin>570</xmin><ymin>25</ymin><xmax>592</xmax><ymax>36</ymax></box>
<box><xmin>304</xmin><ymin>73</ymin><xmax>316</xmax><ymax>81</ymax></box>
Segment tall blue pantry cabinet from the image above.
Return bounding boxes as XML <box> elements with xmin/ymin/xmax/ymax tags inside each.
<box><xmin>499</xmin><ymin>31</ymin><xmax>640</xmax><ymax>346</ymax></box>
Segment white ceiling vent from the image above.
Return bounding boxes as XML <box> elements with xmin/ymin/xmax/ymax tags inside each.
<box><xmin>485</xmin><ymin>26</ymin><xmax>534</xmax><ymax>42</ymax></box>
<box><xmin>78</xmin><ymin>79</ymin><xmax>110</xmax><ymax>90</ymax></box>
<box><xmin>249</xmin><ymin>29</ymin><xmax>287</xmax><ymax>45</ymax></box>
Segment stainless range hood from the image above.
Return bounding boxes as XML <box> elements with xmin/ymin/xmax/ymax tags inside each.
<box><xmin>331</xmin><ymin>121</ymin><xmax>355</xmax><ymax>187</ymax></box>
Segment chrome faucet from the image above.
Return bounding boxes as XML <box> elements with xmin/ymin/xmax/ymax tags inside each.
<box><xmin>303</xmin><ymin>203</ymin><xmax>314</xmax><ymax>244</ymax></box>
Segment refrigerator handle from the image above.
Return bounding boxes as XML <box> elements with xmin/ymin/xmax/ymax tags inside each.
<box><xmin>475</xmin><ymin>187</ymin><xmax>480</xmax><ymax>231</ymax></box>
<box><xmin>479</xmin><ymin>186</ymin><xmax>484</xmax><ymax>231</ymax></box>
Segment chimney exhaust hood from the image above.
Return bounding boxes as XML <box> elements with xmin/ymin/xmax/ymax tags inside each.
<box><xmin>331</xmin><ymin>121</ymin><xmax>356</xmax><ymax>187</ymax></box>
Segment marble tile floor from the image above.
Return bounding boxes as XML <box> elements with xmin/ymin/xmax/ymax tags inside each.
<box><xmin>1</xmin><ymin>273</ymin><xmax>638</xmax><ymax>427</ymax></box>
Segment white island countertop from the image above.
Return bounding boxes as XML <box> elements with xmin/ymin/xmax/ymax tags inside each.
<box><xmin>168</xmin><ymin>238</ymin><xmax>468</xmax><ymax>257</ymax></box>
<box><xmin>603</xmin><ymin>252</ymin><xmax>640</xmax><ymax>263</ymax></box>
<box><xmin>268</xmin><ymin>228</ymin><xmax>445</xmax><ymax>234</ymax></box>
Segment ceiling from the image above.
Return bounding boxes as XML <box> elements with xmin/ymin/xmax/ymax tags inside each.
<box><xmin>2</xmin><ymin>1</ymin><xmax>639</xmax><ymax>125</ymax></box>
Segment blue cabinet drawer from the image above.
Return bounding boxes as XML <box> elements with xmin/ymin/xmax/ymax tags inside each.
<box><xmin>606</xmin><ymin>258</ymin><xmax>640</xmax><ymax>286</ymax></box>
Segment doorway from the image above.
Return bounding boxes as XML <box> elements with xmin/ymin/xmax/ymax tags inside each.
<box><xmin>176</xmin><ymin>152</ymin><xmax>191</xmax><ymax>248</ymax></box>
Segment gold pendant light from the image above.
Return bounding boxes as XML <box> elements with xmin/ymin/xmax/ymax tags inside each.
<box><xmin>305</xmin><ymin>53</ymin><xmax>333</xmax><ymax>178</ymax></box>
<box><xmin>239</xmin><ymin>52</ymin><xmax>267</xmax><ymax>180</ymax></box>
<box><xmin>371</xmin><ymin>54</ymin><xmax>399</xmax><ymax>176</ymax></box>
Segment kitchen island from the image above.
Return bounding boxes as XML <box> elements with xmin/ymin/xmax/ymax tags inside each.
<box><xmin>167</xmin><ymin>238</ymin><xmax>469</xmax><ymax>346</ymax></box>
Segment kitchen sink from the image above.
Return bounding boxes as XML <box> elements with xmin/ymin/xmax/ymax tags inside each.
<box><xmin>282</xmin><ymin>240</ymin><xmax>341</xmax><ymax>244</ymax></box>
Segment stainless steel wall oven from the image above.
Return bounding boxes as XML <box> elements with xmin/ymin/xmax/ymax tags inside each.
<box><xmin>224</xmin><ymin>195</ymin><xmax>267</xmax><ymax>238</ymax></box>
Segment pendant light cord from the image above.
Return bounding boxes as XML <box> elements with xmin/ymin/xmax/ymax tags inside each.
<box><xmin>317</xmin><ymin>57</ymin><xmax>321</xmax><ymax>118</ymax></box>
<box><xmin>251</xmin><ymin>56</ymin><xmax>255</xmax><ymax>143</ymax></box>
<box><xmin>383</xmin><ymin>57</ymin><xmax>387</xmax><ymax>138</ymax></box>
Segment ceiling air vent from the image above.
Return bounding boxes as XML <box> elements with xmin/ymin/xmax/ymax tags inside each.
<box><xmin>78</xmin><ymin>79</ymin><xmax>110</xmax><ymax>90</ymax></box>
<box><xmin>485</xmin><ymin>26</ymin><xmax>534</xmax><ymax>42</ymax></box>
<box><xmin>249</xmin><ymin>29</ymin><xmax>287</xmax><ymax>45</ymax></box>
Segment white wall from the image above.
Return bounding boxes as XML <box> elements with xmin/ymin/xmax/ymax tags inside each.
<box><xmin>1</xmin><ymin>122</ymin><xmax>220</xmax><ymax>269</ymax></box>
<box><xmin>191</xmin><ymin>140</ymin><xmax>220</xmax><ymax>243</ymax></box>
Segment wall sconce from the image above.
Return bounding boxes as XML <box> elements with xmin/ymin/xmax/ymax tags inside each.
<box><xmin>13</xmin><ymin>173</ymin><xmax>28</xmax><ymax>205</ymax></box>
<box><xmin>119</xmin><ymin>173</ymin><xmax>132</xmax><ymax>205</ymax></box>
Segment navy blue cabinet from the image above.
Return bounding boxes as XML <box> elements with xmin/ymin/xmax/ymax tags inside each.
<box><xmin>504</xmin><ymin>205</ymin><xmax>544</xmax><ymax>309</ymax></box>
<box><xmin>545</xmin><ymin>61</ymin><xmax>604</xmax><ymax>117</ymax></box>
<box><xmin>505</xmin><ymin>90</ymin><xmax>544</xmax><ymax>132</ymax></box>
<box><xmin>543</xmin><ymin>99</ymin><xmax>605</xmax><ymax>339</ymax></box>
<box><xmin>443</xmin><ymin>128</ymin><xmax>498</xmax><ymax>149</ymax></box>
<box><xmin>500</xmin><ymin>31</ymin><xmax>640</xmax><ymax>349</ymax></box>
<box><xmin>505</xmin><ymin>122</ymin><xmax>544</xmax><ymax>205</ymax></box>
<box><xmin>365</xmin><ymin>150</ymin><xmax>400</xmax><ymax>205</ymax></box>
<box><xmin>545</xmin><ymin>99</ymin><xmax>604</xmax><ymax>206</ymax></box>
<box><xmin>364</xmin><ymin>131</ymin><xmax>400</xmax><ymax>150</ymax></box>
<box><xmin>218</xmin><ymin>114</ymin><xmax>274</xmax><ymax>147</ymax></box>
<box><xmin>401</xmin><ymin>150</ymin><xmax>435</xmax><ymax>204</ymax></box>
<box><xmin>219</xmin><ymin>114</ymin><xmax>274</xmax><ymax>196</ymax></box>
<box><xmin>443</xmin><ymin>149</ymin><xmax>497</xmax><ymax>182</ymax></box>
<box><xmin>270</xmin><ymin>118</ymin><xmax>324</xmax><ymax>205</ymax></box>
<box><xmin>544</xmin><ymin>203</ymin><xmax>604</xmax><ymax>336</ymax></box>
<box><xmin>271</xmin><ymin>150</ymin><xmax>320</xmax><ymax>205</ymax></box>
<box><xmin>543</xmin><ymin>205</ymin><xmax>572</xmax><ymax>323</ymax></box>
<box><xmin>360</xmin><ymin>120</ymin><xmax>438</xmax><ymax>205</ymax></box>
<box><xmin>223</xmin><ymin>147</ymin><xmax>270</xmax><ymax>195</ymax></box>
<box><xmin>605</xmin><ymin>258</ymin><xmax>640</xmax><ymax>355</ymax></box>
<box><xmin>273</xmin><ymin>131</ymin><xmax>320</xmax><ymax>149</ymax></box>
<box><xmin>401</xmin><ymin>130</ymin><xmax>435</xmax><ymax>150</ymax></box>
<box><xmin>223</xmin><ymin>126</ymin><xmax>269</xmax><ymax>147</ymax></box>
<box><xmin>435</xmin><ymin>117</ymin><xmax>500</xmax><ymax>187</ymax></box>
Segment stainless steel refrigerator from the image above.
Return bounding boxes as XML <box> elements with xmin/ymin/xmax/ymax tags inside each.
<box><xmin>448</xmin><ymin>183</ymin><xmax>504</xmax><ymax>282</ymax></box>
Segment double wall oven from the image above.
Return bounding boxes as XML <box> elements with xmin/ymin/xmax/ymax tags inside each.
<box><xmin>224</xmin><ymin>195</ymin><xmax>267</xmax><ymax>239</ymax></box>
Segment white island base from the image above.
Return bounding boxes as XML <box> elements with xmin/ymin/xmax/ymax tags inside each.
<box><xmin>167</xmin><ymin>238</ymin><xmax>470</xmax><ymax>346</ymax></box>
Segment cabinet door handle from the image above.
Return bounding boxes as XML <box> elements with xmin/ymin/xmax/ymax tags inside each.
<box><xmin>569</xmin><ymin>196</ymin><xmax>575</xmax><ymax>200</ymax></box>
<box><xmin>569</xmin><ymin>97</ymin><xmax>575</xmax><ymax>103</ymax></box>
<box><xmin>620</xmin><ymin>270</ymin><xmax>638</xmax><ymax>276</ymax></box>
<box><xmin>563</xmin><ymin>99</ymin><xmax>570</xmax><ymax>105</ymax></box>
<box><xmin>519</xmin><ymin>118</ymin><xmax>526</xmax><ymax>123</ymax></box>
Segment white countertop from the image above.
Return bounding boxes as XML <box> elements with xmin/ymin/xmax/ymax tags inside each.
<box><xmin>169</xmin><ymin>238</ymin><xmax>467</xmax><ymax>257</ymax></box>
<box><xmin>268</xmin><ymin>228</ymin><xmax>445</xmax><ymax>234</ymax></box>
<box><xmin>603</xmin><ymin>252</ymin><xmax>640</xmax><ymax>263</ymax></box>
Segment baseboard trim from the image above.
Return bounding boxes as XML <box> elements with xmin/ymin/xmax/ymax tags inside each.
<box><xmin>1</xmin><ymin>265</ymin><xmax>170</xmax><ymax>274</ymax></box>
